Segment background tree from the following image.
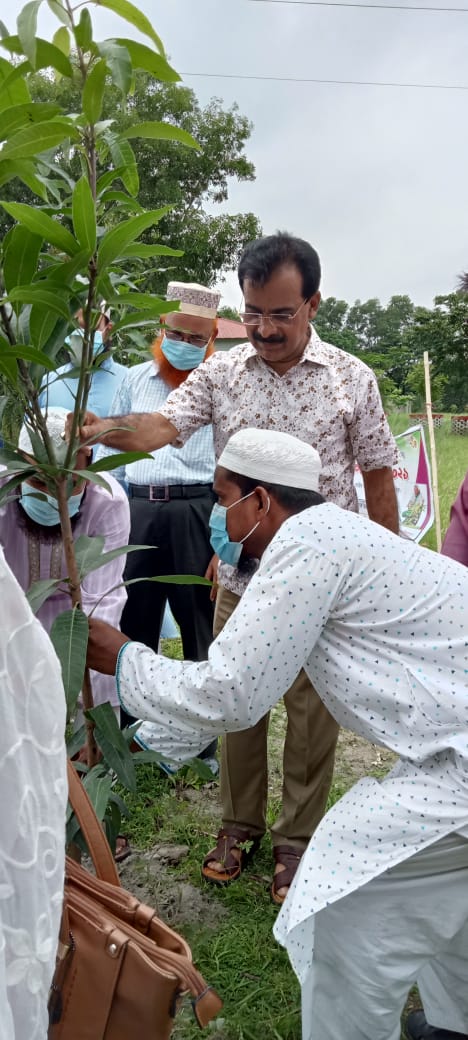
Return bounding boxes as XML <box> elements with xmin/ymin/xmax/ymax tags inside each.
<box><xmin>315</xmin><ymin>290</ymin><xmax>468</xmax><ymax>412</ymax></box>
<box><xmin>402</xmin><ymin>293</ymin><xmax>468</xmax><ymax>412</ymax></box>
<box><xmin>218</xmin><ymin>305</ymin><xmax>241</xmax><ymax>321</ymax></box>
<box><xmin>0</xmin><ymin>71</ymin><xmax>262</xmax><ymax>293</ymax></box>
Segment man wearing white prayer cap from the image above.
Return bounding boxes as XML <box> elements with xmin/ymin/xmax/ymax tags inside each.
<box><xmin>87</xmin><ymin>426</ymin><xmax>468</xmax><ymax>1040</ymax></box>
<box><xmin>95</xmin><ymin>280</ymin><xmax>221</xmax><ymax>772</ymax></box>
<box><xmin>75</xmin><ymin>232</ymin><xmax>400</xmax><ymax>903</ymax></box>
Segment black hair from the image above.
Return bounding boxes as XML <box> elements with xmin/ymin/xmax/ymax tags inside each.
<box><xmin>227</xmin><ymin>471</ymin><xmax>324</xmax><ymax>513</ymax></box>
<box><xmin>238</xmin><ymin>232</ymin><xmax>321</xmax><ymax>299</ymax></box>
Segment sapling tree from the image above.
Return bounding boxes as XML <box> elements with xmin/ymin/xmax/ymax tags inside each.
<box><xmin>0</xmin><ymin>0</ymin><xmax>210</xmax><ymax>846</ymax></box>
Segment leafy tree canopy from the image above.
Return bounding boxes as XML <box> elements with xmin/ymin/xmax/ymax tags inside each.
<box><xmin>315</xmin><ymin>291</ymin><xmax>468</xmax><ymax>411</ymax></box>
<box><xmin>0</xmin><ymin>69</ymin><xmax>262</xmax><ymax>293</ymax></box>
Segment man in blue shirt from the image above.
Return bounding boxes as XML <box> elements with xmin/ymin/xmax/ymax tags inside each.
<box><xmin>96</xmin><ymin>281</ymin><xmax>220</xmax><ymax>768</ymax></box>
<box><xmin>39</xmin><ymin>306</ymin><xmax>127</xmax><ymax>417</ymax></box>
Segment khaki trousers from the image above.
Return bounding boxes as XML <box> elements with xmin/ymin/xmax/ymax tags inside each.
<box><xmin>214</xmin><ymin>585</ymin><xmax>339</xmax><ymax>851</ymax></box>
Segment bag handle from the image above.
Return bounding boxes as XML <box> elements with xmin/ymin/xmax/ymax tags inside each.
<box><xmin>67</xmin><ymin>759</ymin><xmax>120</xmax><ymax>887</ymax></box>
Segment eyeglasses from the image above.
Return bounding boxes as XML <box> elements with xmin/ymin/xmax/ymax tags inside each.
<box><xmin>162</xmin><ymin>326</ymin><xmax>208</xmax><ymax>349</ymax></box>
<box><xmin>239</xmin><ymin>298</ymin><xmax>311</xmax><ymax>327</ymax></box>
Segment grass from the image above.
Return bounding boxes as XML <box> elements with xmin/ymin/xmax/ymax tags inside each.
<box><xmin>120</xmin><ymin>756</ymin><xmax>301</xmax><ymax>1040</ymax></box>
<box><xmin>121</xmin><ymin>419</ymin><xmax>467</xmax><ymax>1040</ymax></box>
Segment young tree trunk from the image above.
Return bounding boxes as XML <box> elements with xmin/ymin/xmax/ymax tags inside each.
<box><xmin>56</xmin><ymin>476</ymin><xmax>98</xmax><ymax>767</ymax></box>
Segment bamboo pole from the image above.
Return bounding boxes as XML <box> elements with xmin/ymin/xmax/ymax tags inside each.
<box><xmin>423</xmin><ymin>351</ymin><xmax>442</xmax><ymax>551</ymax></box>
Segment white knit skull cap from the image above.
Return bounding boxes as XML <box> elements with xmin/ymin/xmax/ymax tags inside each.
<box><xmin>19</xmin><ymin>407</ymin><xmax>69</xmax><ymax>456</ymax></box>
<box><xmin>218</xmin><ymin>428</ymin><xmax>322</xmax><ymax>491</ymax></box>
<box><xmin>166</xmin><ymin>281</ymin><xmax>220</xmax><ymax>318</ymax></box>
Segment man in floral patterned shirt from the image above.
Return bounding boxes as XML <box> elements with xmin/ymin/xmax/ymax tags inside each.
<box><xmin>79</xmin><ymin>232</ymin><xmax>399</xmax><ymax>901</ymax></box>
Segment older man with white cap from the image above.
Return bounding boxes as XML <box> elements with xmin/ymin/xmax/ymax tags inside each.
<box><xmin>87</xmin><ymin>427</ymin><xmax>468</xmax><ymax>1040</ymax></box>
<box><xmin>95</xmin><ymin>281</ymin><xmax>220</xmax><ymax>767</ymax></box>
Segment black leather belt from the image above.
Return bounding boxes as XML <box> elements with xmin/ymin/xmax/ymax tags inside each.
<box><xmin>128</xmin><ymin>483</ymin><xmax>213</xmax><ymax>501</ymax></box>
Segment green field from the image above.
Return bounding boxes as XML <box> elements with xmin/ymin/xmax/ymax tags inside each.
<box><xmin>121</xmin><ymin>418</ymin><xmax>467</xmax><ymax>1040</ymax></box>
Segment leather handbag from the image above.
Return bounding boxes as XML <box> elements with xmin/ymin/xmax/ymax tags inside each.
<box><xmin>48</xmin><ymin>760</ymin><xmax>222</xmax><ymax>1038</ymax></box>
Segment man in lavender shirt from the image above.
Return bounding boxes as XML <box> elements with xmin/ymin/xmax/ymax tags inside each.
<box><xmin>0</xmin><ymin>407</ymin><xmax>130</xmax><ymax>718</ymax></box>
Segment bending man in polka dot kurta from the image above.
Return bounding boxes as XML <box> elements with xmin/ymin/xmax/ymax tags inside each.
<box><xmin>87</xmin><ymin>429</ymin><xmax>468</xmax><ymax>1040</ymax></box>
<box><xmin>77</xmin><ymin>232</ymin><xmax>399</xmax><ymax>905</ymax></box>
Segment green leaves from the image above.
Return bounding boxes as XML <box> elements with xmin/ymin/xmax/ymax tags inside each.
<box><xmin>121</xmin><ymin>122</ymin><xmax>201</xmax><ymax>151</ymax></box>
<box><xmin>72</xmin><ymin>176</ymin><xmax>96</xmax><ymax>254</ymax></box>
<box><xmin>2</xmin><ymin>225</ymin><xmax>43</xmax><ymax>296</ymax></box>
<box><xmin>121</xmin><ymin>243</ymin><xmax>183</xmax><ymax>258</ymax></box>
<box><xmin>87</xmin><ymin>450</ymin><xmax>153</xmax><ymax>471</ymax></box>
<box><xmin>74</xmin><ymin>8</ymin><xmax>92</xmax><ymax>50</ymax></box>
<box><xmin>87</xmin><ymin>702</ymin><xmax>137</xmax><ymax>792</ymax></box>
<box><xmin>113</xmin><ymin>38</ymin><xmax>179</xmax><ymax>82</ymax></box>
<box><xmin>46</xmin><ymin>0</ymin><xmax>72</xmax><ymax>29</ymax></box>
<box><xmin>0</xmin><ymin>202</ymin><xmax>79</xmax><ymax>255</ymax></box>
<box><xmin>0</xmin><ymin>159</ymin><xmax>49</xmax><ymax>200</ymax></box>
<box><xmin>0</xmin><ymin>102</ymin><xmax>62</xmax><ymax>139</ymax></box>
<box><xmin>72</xmin><ymin>534</ymin><xmax>106</xmax><ymax>581</ymax></box>
<box><xmin>0</xmin><ymin>343</ymin><xmax>57</xmax><ymax>369</ymax></box>
<box><xmin>50</xmin><ymin>606</ymin><xmax>89</xmax><ymax>713</ymax></box>
<box><xmin>16</xmin><ymin>0</ymin><xmax>40</xmax><ymax>67</ymax></box>
<box><xmin>0</xmin><ymin>117</ymin><xmax>78</xmax><ymax>161</ymax></box>
<box><xmin>0</xmin><ymin>56</ymin><xmax>30</xmax><ymax>111</ymax></box>
<box><xmin>26</xmin><ymin>577</ymin><xmax>64</xmax><ymax>614</ymax></box>
<box><xmin>82</xmin><ymin>58</ymin><xmax>107</xmax><ymax>124</ymax></box>
<box><xmin>1</xmin><ymin>36</ymin><xmax>74</xmax><ymax>77</ymax></box>
<box><xmin>95</xmin><ymin>0</ymin><xmax>165</xmax><ymax>55</ymax></box>
<box><xmin>73</xmin><ymin>532</ymin><xmax>154</xmax><ymax>580</ymax></box>
<box><xmin>106</xmin><ymin>134</ymin><xmax>139</xmax><ymax>195</ymax></box>
<box><xmin>7</xmin><ymin>284</ymin><xmax>70</xmax><ymax>320</ymax></box>
<box><xmin>52</xmin><ymin>26</ymin><xmax>70</xmax><ymax>57</ymax></box>
<box><xmin>97</xmin><ymin>40</ymin><xmax>132</xmax><ymax>95</ymax></box>
<box><xmin>97</xmin><ymin>207</ymin><xmax>171</xmax><ymax>270</ymax></box>
<box><xmin>106</xmin><ymin>292</ymin><xmax>168</xmax><ymax>311</ymax></box>
<box><xmin>125</xmin><ymin>573</ymin><xmax>213</xmax><ymax>588</ymax></box>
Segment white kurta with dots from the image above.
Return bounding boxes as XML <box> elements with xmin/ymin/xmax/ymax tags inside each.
<box><xmin>117</xmin><ymin>503</ymin><xmax>468</xmax><ymax>982</ymax></box>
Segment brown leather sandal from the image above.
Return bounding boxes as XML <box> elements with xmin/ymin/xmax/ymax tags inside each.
<box><xmin>202</xmin><ymin>826</ymin><xmax>261</xmax><ymax>885</ymax></box>
<box><xmin>114</xmin><ymin>835</ymin><xmax>132</xmax><ymax>863</ymax></box>
<box><xmin>271</xmin><ymin>845</ymin><xmax>303</xmax><ymax>906</ymax></box>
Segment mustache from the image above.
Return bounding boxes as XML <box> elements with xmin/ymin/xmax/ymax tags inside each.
<box><xmin>252</xmin><ymin>332</ymin><xmax>285</xmax><ymax>344</ymax></box>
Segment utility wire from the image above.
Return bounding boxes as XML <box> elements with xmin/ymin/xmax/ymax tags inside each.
<box><xmin>182</xmin><ymin>71</ymin><xmax>468</xmax><ymax>91</ymax></box>
<box><xmin>249</xmin><ymin>0</ymin><xmax>468</xmax><ymax>12</ymax></box>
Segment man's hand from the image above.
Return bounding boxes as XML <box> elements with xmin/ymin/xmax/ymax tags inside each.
<box><xmin>87</xmin><ymin>617</ymin><xmax>131</xmax><ymax>675</ymax></box>
<box><xmin>205</xmin><ymin>553</ymin><xmax>219</xmax><ymax>601</ymax></box>
<box><xmin>362</xmin><ymin>466</ymin><xmax>399</xmax><ymax>534</ymax></box>
<box><xmin>65</xmin><ymin>410</ymin><xmax>113</xmax><ymax>446</ymax></box>
<box><xmin>66</xmin><ymin>410</ymin><xmax>178</xmax><ymax>452</ymax></box>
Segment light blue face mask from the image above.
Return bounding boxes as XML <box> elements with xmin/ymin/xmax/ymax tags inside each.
<box><xmin>160</xmin><ymin>335</ymin><xmax>208</xmax><ymax>371</ymax></box>
<box><xmin>65</xmin><ymin>328</ymin><xmax>104</xmax><ymax>363</ymax></box>
<box><xmin>20</xmin><ymin>483</ymin><xmax>84</xmax><ymax>527</ymax></box>
<box><xmin>209</xmin><ymin>491</ymin><xmax>270</xmax><ymax>566</ymax></box>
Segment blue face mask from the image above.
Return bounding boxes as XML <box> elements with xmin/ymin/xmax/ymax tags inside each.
<box><xmin>160</xmin><ymin>335</ymin><xmax>208</xmax><ymax>371</ymax></box>
<box><xmin>209</xmin><ymin>491</ymin><xmax>270</xmax><ymax>566</ymax></box>
<box><xmin>20</xmin><ymin>483</ymin><xmax>84</xmax><ymax>527</ymax></box>
<box><xmin>65</xmin><ymin>328</ymin><xmax>104</xmax><ymax>363</ymax></box>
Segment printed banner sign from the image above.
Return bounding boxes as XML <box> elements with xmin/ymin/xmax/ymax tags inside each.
<box><xmin>354</xmin><ymin>424</ymin><xmax>434</xmax><ymax>542</ymax></box>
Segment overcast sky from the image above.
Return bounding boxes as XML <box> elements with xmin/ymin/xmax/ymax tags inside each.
<box><xmin>5</xmin><ymin>0</ymin><xmax>468</xmax><ymax>309</ymax></box>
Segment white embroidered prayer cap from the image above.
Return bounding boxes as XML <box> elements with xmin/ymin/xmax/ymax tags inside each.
<box><xmin>19</xmin><ymin>407</ymin><xmax>69</xmax><ymax>456</ymax></box>
<box><xmin>218</xmin><ymin>428</ymin><xmax>322</xmax><ymax>491</ymax></box>
<box><xmin>166</xmin><ymin>281</ymin><xmax>221</xmax><ymax>319</ymax></box>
